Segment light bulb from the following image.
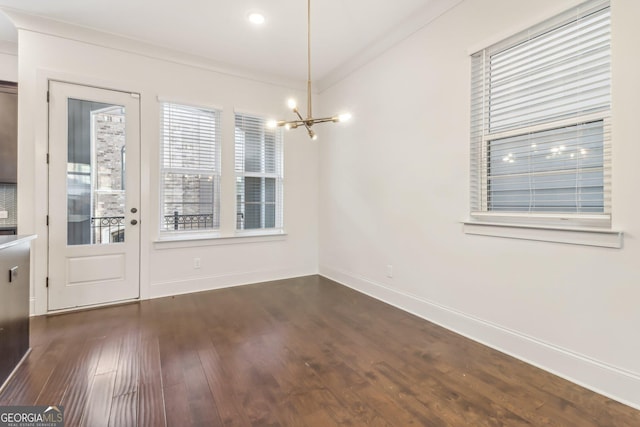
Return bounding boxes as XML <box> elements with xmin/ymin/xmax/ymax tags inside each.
<box><xmin>266</xmin><ymin>120</ymin><xmax>277</xmax><ymax>129</ymax></box>
<box><xmin>284</xmin><ymin>123</ymin><xmax>292</xmax><ymax>130</ymax></box>
<box><xmin>338</xmin><ymin>112</ymin><xmax>352</xmax><ymax>122</ymax></box>
<box><xmin>248</xmin><ymin>13</ymin><xmax>265</xmax><ymax>25</ymax></box>
<box><xmin>287</xmin><ymin>98</ymin><xmax>297</xmax><ymax>110</ymax></box>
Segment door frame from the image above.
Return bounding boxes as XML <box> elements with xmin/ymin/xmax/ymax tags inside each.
<box><xmin>46</xmin><ymin>79</ymin><xmax>142</xmax><ymax>312</ymax></box>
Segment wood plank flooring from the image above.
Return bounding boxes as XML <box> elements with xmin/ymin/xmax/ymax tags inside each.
<box><xmin>1</xmin><ymin>275</ymin><xmax>638</xmax><ymax>426</ymax></box>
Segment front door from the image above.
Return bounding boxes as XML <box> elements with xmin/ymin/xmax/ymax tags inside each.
<box><xmin>48</xmin><ymin>81</ymin><xmax>141</xmax><ymax>311</ymax></box>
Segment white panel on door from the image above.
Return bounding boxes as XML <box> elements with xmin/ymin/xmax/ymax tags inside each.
<box><xmin>67</xmin><ymin>254</ymin><xmax>125</xmax><ymax>285</ymax></box>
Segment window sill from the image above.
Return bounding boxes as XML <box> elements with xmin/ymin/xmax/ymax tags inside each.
<box><xmin>154</xmin><ymin>230</ymin><xmax>287</xmax><ymax>249</ymax></box>
<box><xmin>462</xmin><ymin>221</ymin><xmax>623</xmax><ymax>249</ymax></box>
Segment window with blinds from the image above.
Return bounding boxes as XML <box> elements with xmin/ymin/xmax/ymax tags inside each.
<box><xmin>160</xmin><ymin>102</ymin><xmax>221</xmax><ymax>232</ymax></box>
<box><xmin>470</xmin><ymin>0</ymin><xmax>611</xmax><ymax>226</ymax></box>
<box><xmin>234</xmin><ymin>112</ymin><xmax>283</xmax><ymax>231</ymax></box>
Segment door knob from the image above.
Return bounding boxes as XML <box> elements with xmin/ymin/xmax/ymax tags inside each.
<box><xmin>131</xmin><ymin>208</ymin><xmax>138</xmax><ymax>213</ymax></box>
<box><xmin>130</xmin><ymin>219</ymin><xmax>138</xmax><ymax>225</ymax></box>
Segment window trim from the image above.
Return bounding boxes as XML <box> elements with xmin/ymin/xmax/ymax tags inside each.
<box><xmin>234</xmin><ymin>111</ymin><xmax>284</xmax><ymax>234</ymax></box>
<box><xmin>469</xmin><ymin>0</ymin><xmax>612</xmax><ymax>230</ymax></box>
<box><xmin>462</xmin><ymin>221</ymin><xmax>622</xmax><ymax>249</ymax></box>
<box><xmin>472</xmin><ymin>112</ymin><xmax>612</xmax><ymax>228</ymax></box>
<box><xmin>154</xmin><ymin>230</ymin><xmax>287</xmax><ymax>249</ymax></box>
<box><xmin>159</xmin><ymin>100</ymin><xmax>222</xmax><ymax>236</ymax></box>
<box><xmin>153</xmin><ymin>103</ymin><xmax>288</xmax><ymax>245</ymax></box>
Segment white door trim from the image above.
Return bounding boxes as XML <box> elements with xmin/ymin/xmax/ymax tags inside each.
<box><xmin>47</xmin><ymin>80</ymin><xmax>141</xmax><ymax>312</ymax></box>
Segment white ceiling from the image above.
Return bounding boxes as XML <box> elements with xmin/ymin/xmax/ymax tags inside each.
<box><xmin>0</xmin><ymin>0</ymin><xmax>460</xmax><ymax>86</ymax></box>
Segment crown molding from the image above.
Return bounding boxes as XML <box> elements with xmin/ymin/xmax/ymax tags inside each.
<box><xmin>0</xmin><ymin>7</ymin><xmax>306</xmax><ymax>92</ymax></box>
<box><xmin>0</xmin><ymin>0</ymin><xmax>464</xmax><ymax>94</ymax></box>
<box><xmin>317</xmin><ymin>0</ymin><xmax>464</xmax><ymax>92</ymax></box>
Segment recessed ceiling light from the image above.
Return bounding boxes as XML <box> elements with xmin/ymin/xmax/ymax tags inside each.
<box><xmin>248</xmin><ymin>13</ymin><xmax>265</xmax><ymax>25</ymax></box>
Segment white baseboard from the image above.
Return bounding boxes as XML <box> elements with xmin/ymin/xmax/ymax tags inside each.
<box><xmin>149</xmin><ymin>266</ymin><xmax>317</xmax><ymax>299</ymax></box>
<box><xmin>319</xmin><ymin>265</ymin><xmax>640</xmax><ymax>411</ymax></box>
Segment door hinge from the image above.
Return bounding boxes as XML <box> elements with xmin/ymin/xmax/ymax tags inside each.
<box><xmin>46</xmin><ymin>277</ymin><xmax>49</xmax><ymax>288</ymax></box>
<box><xmin>46</xmin><ymin>153</ymin><xmax>50</xmax><ymax>164</ymax></box>
<box><xmin>46</xmin><ymin>91</ymin><xmax>50</xmax><ymax>103</ymax></box>
<box><xmin>46</xmin><ymin>215</ymin><xmax>49</xmax><ymax>226</ymax></box>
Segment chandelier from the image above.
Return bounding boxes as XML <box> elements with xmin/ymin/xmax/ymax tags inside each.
<box><xmin>269</xmin><ymin>0</ymin><xmax>351</xmax><ymax>140</ymax></box>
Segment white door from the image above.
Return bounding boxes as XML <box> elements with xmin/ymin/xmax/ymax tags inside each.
<box><xmin>48</xmin><ymin>81</ymin><xmax>141</xmax><ymax>311</ymax></box>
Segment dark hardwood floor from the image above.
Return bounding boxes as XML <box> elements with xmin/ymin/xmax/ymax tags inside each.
<box><xmin>1</xmin><ymin>275</ymin><xmax>638</xmax><ymax>426</ymax></box>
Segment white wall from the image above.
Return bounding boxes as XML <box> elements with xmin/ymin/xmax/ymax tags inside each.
<box><xmin>14</xmin><ymin>21</ymin><xmax>318</xmax><ymax>316</ymax></box>
<box><xmin>319</xmin><ymin>0</ymin><xmax>640</xmax><ymax>409</ymax></box>
<box><xmin>0</xmin><ymin>50</ymin><xmax>16</xmax><ymax>82</ymax></box>
<box><xmin>0</xmin><ymin>37</ymin><xmax>17</xmax><ymax>82</ymax></box>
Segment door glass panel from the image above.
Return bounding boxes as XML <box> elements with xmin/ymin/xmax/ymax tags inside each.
<box><xmin>67</xmin><ymin>99</ymin><xmax>126</xmax><ymax>245</ymax></box>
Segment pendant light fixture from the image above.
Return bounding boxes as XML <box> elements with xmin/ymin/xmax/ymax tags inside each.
<box><xmin>268</xmin><ymin>0</ymin><xmax>351</xmax><ymax>140</ymax></box>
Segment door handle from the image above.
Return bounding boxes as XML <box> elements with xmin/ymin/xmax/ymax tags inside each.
<box><xmin>130</xmin><ymin>219</ymin><xmax>138</xmax><ymax>225</ymax></box>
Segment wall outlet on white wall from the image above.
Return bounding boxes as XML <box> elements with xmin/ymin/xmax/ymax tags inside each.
<box><xmin>194</xmin><ymin>258</ymin><xmax>201</xmax><ymax>269</ymax></box>
<box><xmin>386</xmin><ymin>264</ymin><xmax>393</xmax><ymax>278</ymax></box>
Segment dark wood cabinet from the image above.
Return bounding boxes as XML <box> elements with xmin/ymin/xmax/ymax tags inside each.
<box><xmin>0</xmin><ymin>83</ymin><xmax>17</xmax><ymax>184</ymax></box>
<box><xmin>0</xmin><ymin>236</ymin><xmax>32</xmax><ymax>388</ymax></box>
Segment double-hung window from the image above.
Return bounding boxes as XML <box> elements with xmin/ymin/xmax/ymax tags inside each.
<box><xmin>160</xmin><ymin>102</ymin><xmax>221</xmax><ymax>233</ymax></box>
<box><xmin>234</xmin><ymin>112</ymin><xmax>284</xmax><ymax>232</ymax></box>
<box><xmin>470</xmin><ymin>0</ymin><xmax>611</xmax><ymax>227</ymax></box>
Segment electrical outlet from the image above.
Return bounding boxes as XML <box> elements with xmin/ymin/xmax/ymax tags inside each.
<box><xmin>194</xmin><ymin>258</ymin><xmax>201</xmax><ymax>269</ymax></box>
<box><xmin>0</xmin><ymin>211</ymin><xmax>8</xmax><ymax>219</ymax></box>
<box><xmin>386</xmin><ymin>264</ymin><xmax>393</xmax><ymax>278</ymax></box>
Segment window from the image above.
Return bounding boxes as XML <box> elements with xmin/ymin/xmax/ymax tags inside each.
<box><xmin>235</xmin><ymin>112</ymin><xmax>283</xmax><ymax>231</ymax></box>
<box><xmin>470</xmin><ymin>0</ymin><xmax>611</xmax><ymax>227</ymax></box>
<box><xmin>160</xmin><ymin>102</ymin><xmax>221</xmax><ymax>232</ymax></box>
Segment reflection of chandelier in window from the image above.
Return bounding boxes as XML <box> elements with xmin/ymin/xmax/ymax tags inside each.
<box><xmin>268</xmin><ymin>0</ymin><xmax>351</xmax><ymax>140</ymax></box>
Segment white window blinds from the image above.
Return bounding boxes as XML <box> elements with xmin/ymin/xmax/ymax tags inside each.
<box><xmin>160</xmin><ymin>102</ymin><xmax>221</xmax><ymax>232</ymax></box>
<box><xmin>470</xmin><ymin>0</ymin><xmax>611</xmax><ymax>224</ymax></box>
<box><xmin>234</xmin><ymin>112</ymin><xmax>284</xmax><ymax>231</ymax></box>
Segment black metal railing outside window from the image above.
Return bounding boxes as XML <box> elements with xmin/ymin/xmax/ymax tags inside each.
<box><xmin>91</xmin><ymin>216</ymin><xmax>125</xmax><ymax>244</ymax></box>
<box><xmin>164</xmin><ymin>212</ymin><xmax>214</xmax><ymax>231</ymax></box>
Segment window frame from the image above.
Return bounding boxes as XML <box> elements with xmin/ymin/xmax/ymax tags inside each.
<box><xmin>234</xmin><ymin>111</ymin><xmax>284</xmax><ymax>234</ymax></box>
<box><xmin>469</xmin><ymin>0</ymin><xmax>611</xmax><ymax>229</ymax></box>
<box><xmin>477</xmin><ymin>113</ymin><xmax>612</xmax><ymax>228</ymax></box>
<box><xmin>159</xmin><ymin>100</ymin><xmax>222</xmax><ymax>236</ymax></box>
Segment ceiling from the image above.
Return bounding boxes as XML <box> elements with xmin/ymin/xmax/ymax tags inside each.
<box><xmin>0</xmin><ymin>0</ymin><xmax>461</xmax><ymax>87</ymax></box>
